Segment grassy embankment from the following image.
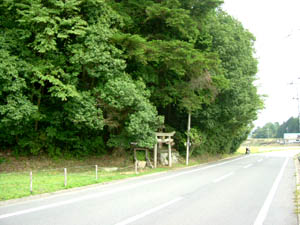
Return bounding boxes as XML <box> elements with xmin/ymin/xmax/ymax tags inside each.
<box><xmin>0</xmin><ymin>153</ymin><xmax>234</xmax><ymax>201</ymax></box>
<box><xmin>237</xmin><ymin>138</ymin><xmax>300</xmax><ymax>154</ymax></box>
<box><xmin>2</xmin><ymin>139</ymin><xmax>299</xmax><ymax>202</ymax></box>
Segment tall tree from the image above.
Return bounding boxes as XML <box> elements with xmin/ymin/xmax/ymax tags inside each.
<box><xmin>252</xmin><ymin>122</ymin><xmax>280</xmax><ymax>138</ymax></box>
<box><xmin>188</xmin><ymin>10</ymin><xmax>263</xmax><ymax>154</ymax></box>
<box><xmin>277</xmin><ymin>117</ymin><xmax>299</xmax><ymax>138</ymax></box>
<box><xmin>111</xmin><ymin>1</ymin><xmax>262</xmax><ymax>154</ymax></box>
<box><xmin>0</xmin><ymin>0</ymin><xmax>263</xmax><ymax>157</ymax></box>
<box><xmin>0</xmin><ymin>0</ymin><xmax>161</xmax><ymax>157</ymax></box>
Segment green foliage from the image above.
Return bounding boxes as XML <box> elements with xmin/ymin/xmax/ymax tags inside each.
<box><xmin>0</xmin><ymin>0</ymin><xmax>262</xmax><ymax>158</ymax></box>
<box><xmin>252</xmin><ymin>117</ymin><xmax>300</xmax><ymax>139</ymax></box>
<box><xmin>191</xmin><ymin>10</ymin><xmax>263</xmax><ymax>153</ymax></box>
<box><xmin>187</xmin><ymin>128</ymin><xmax>207</xmax><ymax>156</ymax></box>
<box><xmin>101</xmin><ymin>76</ymin><xmax>162</xmax><ymax>148</ymax></box>
<box><xmin>276</xmin><ymin>117</ymin><xmax>299</xmax><ymax>138</ymax></box>
<box><xmin>0</xmin><ymin>0</ymin><xmax>161</xmax><ymax>157</ymax></box>
<box><xmin>135</xmin><ymin>151</ymin><xmax>146</xmax><ymax>161</ymax></box>
<box><xmin>252</xmin><ymin>122</ymin><xmax>280</xmax><ymax>138</ymax></box>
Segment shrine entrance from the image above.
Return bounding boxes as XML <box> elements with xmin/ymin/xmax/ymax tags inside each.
<box><xmin>131</xmin><ymin>131</ymin><xmax>176</xmax><ymax>172</ymax></box>
<box><xmin>154</xmin><ymin>131</ymin><xmax>175</xmax><ymax>168</ymax></box>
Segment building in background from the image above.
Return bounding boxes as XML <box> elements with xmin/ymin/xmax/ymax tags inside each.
<box><xmin>284</xmin><ymin>133</ymin><xmax>300</xmax><ymax>143</ymax></box>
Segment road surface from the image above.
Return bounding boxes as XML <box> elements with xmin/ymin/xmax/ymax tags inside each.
<box><xmin>0</xmin><ymin>150</ymin><xmax>299</xmax><ymax>225</ymax></box>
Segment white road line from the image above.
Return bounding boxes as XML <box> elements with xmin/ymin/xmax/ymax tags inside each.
<box><xmin>0</xmin><ymin>156</ymin><xmax>248</xmax><ymax>220</ymax></box>
<box><xmin>253</xmin><ymin>157</ymin><xmax>289</xmax><ymax>225</ymax></box>
<box><xmin>257</xmin><ymin>159</ymin><xmax>263</xmax><ymax>162</ymax></box>
<box><xmin>114</xmin><ymin>197</ymin><xmax>183</xmax><ymax>225</ymax></box>
<box><xmin>243</xmin><ymin>164</ymin><xmax>253</xmax><ymax>169</ymax></box>
<box><xmin>213</xmin><ymin>172</ymin><xmax>234</xmax><ymax>183</ymax></box>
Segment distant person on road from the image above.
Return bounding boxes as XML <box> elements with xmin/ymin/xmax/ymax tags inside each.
<box><xmin>245</xmin><ymin>147</ymin><xmax>250</xmax><ymax>154</ymax></box>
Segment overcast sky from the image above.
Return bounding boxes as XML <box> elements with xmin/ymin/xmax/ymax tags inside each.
<box><xmin>222</xmin><ymin>0</ymin><xmax>300</xmax><ymax>128</ymax></box>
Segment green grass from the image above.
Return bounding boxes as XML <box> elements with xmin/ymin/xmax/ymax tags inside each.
<box><xmin>0</xmin><ymin>166</ymin><xmax>169</xmax><ymax>201</ymax></box>
<box><xmin>236</xmin><ymin>146</ymin><xmax>300</xmax><ymax>154</ymax></box>
<box><xmin>237</xmin><ymin>146</ymin><xmax>260</xmax><ymax>154</ymax></box>
<box><xmin>0</xmin><ymin>152</ymin><xmax>254</xmax><ymax>201</ymax></box>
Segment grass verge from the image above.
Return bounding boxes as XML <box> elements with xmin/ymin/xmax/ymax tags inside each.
<box><xmin>237</xmin><ymin>146</ymin><xmax>300</xmax><ymax>154</ymax></box>
<box><xmin>0</xmin><ymin>153</ymin><xmax>237</xmax><ymax>201</ymax></box>
<box><xmin>0</xmin><ymin>167</ymin><xmax>168</xmax><ymax>201</ymax></box>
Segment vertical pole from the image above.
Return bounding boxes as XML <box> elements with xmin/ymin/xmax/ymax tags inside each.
<box><xmin>145</xmin><ymin>149</ymin><xmax>149</xmax><ymax>167</ymax></box>
<box><xmin>168</xmin><ymin>142</ymin><xmax>172</xmax><ymax>167</ymax></box>
<box><xmin>298</xmin><ymin>91</ymin><xmax>300</xmax><ymax>133</ymax></box>
<box><xmin>154</xmin><ymin>144</ymin><xmax>157</xmax><ymax>168</ymax></box>
<box><xmin>95</xmin><ymin>165</ymin><xmax>98</xmax><ymax>181</ymax></box>
<box><xmin>186</xmin><ymin>112</ymin><xmax>191</xmax><ymax>166</ymax></box>
<box><xmin>30</xmin><ymin>171</ymin><xmax>33</xmax><ymax>194</ymax></box>
<box><xmin>64</xmin><ymin>168</ymin><xmax>67</xmax><ymax>187</ymax></box>
<box><xmin>134</xmin><ymin>149</ymin><xmax>137</xmax><ymax>162</ymax></box>
<box><xmin>135</xmin><ymin>160</ymin><xmax>138</xmax><ymax>174</ymax></box>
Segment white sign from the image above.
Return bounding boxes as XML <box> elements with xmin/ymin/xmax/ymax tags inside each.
<box><xmin>284</xmin><ymin>133</ymin><xmax>300</xmax><ymax>140</ymax></box>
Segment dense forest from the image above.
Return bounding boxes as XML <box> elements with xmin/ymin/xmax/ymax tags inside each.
<box><xmin>0</xmin><ymin>0</ymin><xmax>262</xmax><ymax>158</ymax></box>
<box><xmin>252</xmin><ymin>117</ymin><xmax>300</xmax><ymax>138</ymax></box>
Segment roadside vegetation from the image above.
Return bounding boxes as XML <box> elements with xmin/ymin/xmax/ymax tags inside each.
<box><xmin>252</xmin><ymin>117</ymin><xmax>300</xmax><ymax>138</ymax></box>
<box><xmin>0</xmin><ymin>153</ymin><xmax>235</xmax><ymax>201</ymax></box>
<box><xmin>0</xmin><ymin>166</ymin><xmax>168</xmax><ymax>201</ymax></box>
<box><xmin>1</xmin><ymin>140</ymin><xmax>299</xmax><ymax>201</ymax></box>
<box><xmin>0</xmin><ymin>1</ymin><xmax>263</xmax><ymax>201</ymax></box>
<box><xmin>0</xmin><ymin>0</ymin><xmax>262</xmax><ymax>160</ymax></box>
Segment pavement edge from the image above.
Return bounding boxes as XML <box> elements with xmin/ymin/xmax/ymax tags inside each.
<box><xmin>294</xmin><ymin>154</ymin><xmax>300</xmax><ymax>225</ymax></box>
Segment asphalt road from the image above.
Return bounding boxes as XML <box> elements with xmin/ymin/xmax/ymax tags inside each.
<box><xmin>0</xmin><ymin>150</ymin><xmax>299</xmax><ymax>225</ymax></box>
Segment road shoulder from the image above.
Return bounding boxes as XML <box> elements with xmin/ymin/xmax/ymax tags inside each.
<box><xmin>294</xmin><ymin>155</ymin><xmax>300</xmax><ymax>225</ymax></box>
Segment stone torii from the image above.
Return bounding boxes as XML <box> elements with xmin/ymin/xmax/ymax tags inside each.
<box><xmin>153</xmin><ymin>131</ymin><xmax>175</xmax><ymax>168</ymax></box>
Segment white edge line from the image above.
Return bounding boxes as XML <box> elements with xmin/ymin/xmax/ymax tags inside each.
<box><xmin>243</xmin><ymin>164</ymin><xmax>253</xmax><ymax>169</ymax></box>
<box><xmin>114</xmin><ymin>197</ymin><xmax>183</xmax><ymax>225</ymax></box>
<box><xmin>213</xmin><ymin>172</ymin><xmax>234</xmax><ymax>183</ymax></box>
<box><xmin>0</xmin><ymin>156</ymin><xmax>248</xmax><ymax>219</ymax></box>
<box><xmin>253</xmin><ymin>157</ymin><xmax>289</xmax><ymax>225</ymax></box>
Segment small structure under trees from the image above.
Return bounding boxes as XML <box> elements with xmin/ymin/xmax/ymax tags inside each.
<box><xmin>131</xmin><ymin>131</ymin><xmax>176</xmax><ymax>171</ymax></box>
<box><xmin>154</xmin><ymin>131</ymin><xmax>176</xmax><ymax>168</ymax></box>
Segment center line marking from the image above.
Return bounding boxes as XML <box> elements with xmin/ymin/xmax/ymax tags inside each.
<box><xmin>213</xmin><ymin>172</ymin><xmax>234</xmax><ymax>183</ymax></box>
<box><xmin>243</xmin><ymin>163</ymin><xmax>253</xmax><ymax>169</ymax></box>
<box><xmin>114</xmin><ymin>197</ymin><xmax>183</xmax><ymax>225</ymax></box>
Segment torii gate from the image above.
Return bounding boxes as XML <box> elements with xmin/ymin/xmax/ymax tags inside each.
<box><xmin>153</xmin><ymin>131</ymin><xmax>176</xmax><ymax>168</ymax></box>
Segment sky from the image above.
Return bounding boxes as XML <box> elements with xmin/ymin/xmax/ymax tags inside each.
<box><xmin>222</xmin><ymin>0</ymin><xmax>300</xmax><ymax>128</ymax></box>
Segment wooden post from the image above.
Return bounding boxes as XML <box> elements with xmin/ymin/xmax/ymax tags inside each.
<box><xmin>64</xmin><ymin>168</ymin><xmax>67</xmax><ymax>187</ymax></box>
<box><xmin>154</xmin><ymin>144</ymin><xmax>157</xmax><ymax>168</ymax></box>
<box><xmin>145</xmin><ymin>149</ymin><xmax>149</xmax><ymax>167</ymax></box>
<box><xmin>134</xmin><ymin>149</ymin><xmax>137</xmax><ymax>162</ymax></box>
<box><xmin>95</xmin><ymin>165</ymin><xmax>98</xmax><ymax>181</ymax></box>
<box><xmin>186</xmin><ymin>112</ymin><xmax>191</xmax><ymax>166</ymax></box>
<box><xmin>30</xmin><ymin>171</ymin><xmax>33</xmax><ymax>194</ymax></box>
<box><xmin>168</xmin><ymin>142</ymin><xmax>172</xmax><ymax>167</ymax></box>
<box><xmin>145</xmin><ymin>149</ymin><xmax>148</xmax><ymax>162</ymax></box>
<box><xmin>135</xmin><ymin>160</ymin><xmax>138</xmax><ymax>174</ymax></box>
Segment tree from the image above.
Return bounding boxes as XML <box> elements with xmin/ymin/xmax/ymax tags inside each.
<box><xmin>187</xmin><ymin>10</ymin><xmax>263</xmax><ymax>154</ymax></box>
<box><xmin>111</xmin><ymin>1</ymin><xmax>262</xmax><ymax>155</ymax></box>
<box><xmin>252</xmin><ymin>122</ymin><xmax>280</xmax><ymax>138</ymax></box>
<box><xmin>0</xmin><ymin>0</ymin><xmax>263</xmax><ymax>158</ymax></box>
<box><xmin>277</xmin><ymin>117</ymin><xmax>299</xmax><ymax>138</ymax></box>
<box><xmin>0</xmin><ymin>0</ymin><xmax>161</xmax><ymax>157</ymax></box>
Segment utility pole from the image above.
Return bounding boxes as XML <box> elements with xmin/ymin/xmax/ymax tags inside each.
<box><xmin>289</xmin><ymin>80</ymin><xmax>300</xmax><ymax>133</ymax></box>
<box><xmin>186</xmin><ymin>112</ymin><xmax>191</xmax><ymax>166</ymax></box>
<box><xmin>293</xmin><ymin>95</ymin><xmax>300</xmax><ymax>133</ymax></box>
